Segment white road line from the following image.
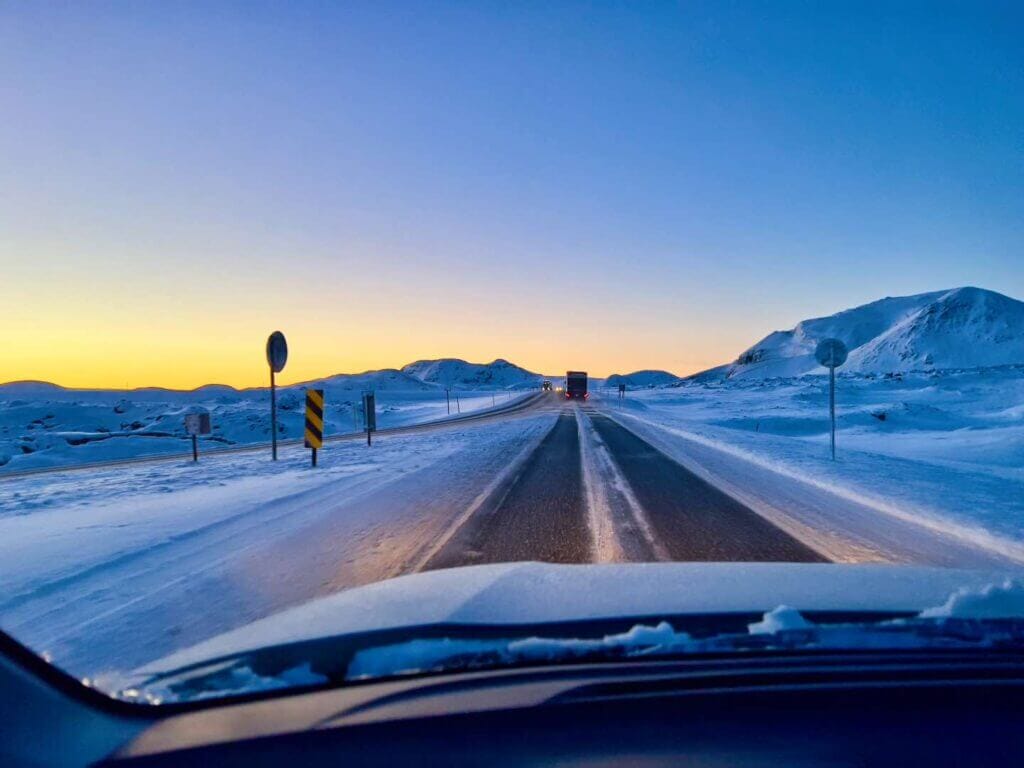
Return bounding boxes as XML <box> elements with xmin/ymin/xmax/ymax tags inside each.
<box><xmin>579</xmin><ymin>407</ymin><xmax>670</xmax><ymax>562</ymax></box>
<box><xmin>604</xmin><ymin>409</ymin><xmax>881</xmax><ymax>564</ymax></box>
<box><xmin>575</xmin><ymin>405</ymin><xmax>624</xmax><ymax>563</ymax></box>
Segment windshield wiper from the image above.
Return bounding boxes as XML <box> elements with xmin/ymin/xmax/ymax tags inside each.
<box><xmin>114</xmin><ymin>607</ymin><xmax>1024</xmax><ymax>704</ymax></box>
<box><xmin>345</xmin><ymin>610</ymin><xmax>1024</xmax><ymax>682</ymax></box>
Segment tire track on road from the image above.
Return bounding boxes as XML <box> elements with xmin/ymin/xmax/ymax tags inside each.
<box><xmin>589</xmin><ymin>414</ymin><xmax>829</xmax><ymax>563</ymax></box>
<box><xmin>577</xmin><ymin>405</ymin><xmax>667</xmax><ymax>562</ymax></box>
<box><xmin>422</xmin><ymin>412</ymin><xmax>590</xmax><ymax>569</ymax></box>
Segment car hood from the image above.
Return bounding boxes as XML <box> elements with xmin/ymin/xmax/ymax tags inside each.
<box><xmin>137</xmin><ymin>561</ymin><xmax>1019</xmax><ymax>676</ymax></box>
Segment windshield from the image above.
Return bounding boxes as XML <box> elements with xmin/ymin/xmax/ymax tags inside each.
<box><xmin>2</xmin><ymin>3</ymin><xmax>1024</xmax><ymax>706</ymax></box>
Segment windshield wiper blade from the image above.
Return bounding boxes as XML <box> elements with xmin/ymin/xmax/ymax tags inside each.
<box><xmin>114</xmin><ymin>586</ymin><xmax>1024</xmax><ymax>705</ymax></box>
<box><xmin>345</xmin><ymin>613</ymin><xmax>1024</xmax><ymax>682</ymax></box>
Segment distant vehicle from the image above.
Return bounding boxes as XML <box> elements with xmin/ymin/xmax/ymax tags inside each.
<box><xmin>565</xmin><ymin>371</ymin><xmax>588</xmax><ymax>400</ymax></box>
<box><xmin>542</xmin><ymin>380</ymin><xmax>552</xmax><ymax>391</ymax></box>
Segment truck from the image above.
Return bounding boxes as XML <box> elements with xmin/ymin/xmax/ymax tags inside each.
<box><xmin>565</xmin><ymin>371</ymin><xmax>588</xmax><ymax>400</ymax></box>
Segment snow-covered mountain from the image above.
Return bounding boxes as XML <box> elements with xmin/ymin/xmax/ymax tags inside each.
<box><xmin>290</xmin><ymin>368</ymin><xmax>434</xmax><ymax>394</ymax></box>
<box><xmin>719</xmin><ymin>287</ymin><xmax>1024</xmax><ymax>380</ymax></box>
<box><xmin>605</xmin><ymin>370</ymin><xmax>681</xmax><ymax>388</ymax></box>
<box><xmin>0</xmin><ymin>358</ymin><xmax>544</xmax><ymax>471</ymax></box>
<box><xmin>400</xmin><ymin>358</ymin><xmax>542</xmax><ymax>389</ymax></box>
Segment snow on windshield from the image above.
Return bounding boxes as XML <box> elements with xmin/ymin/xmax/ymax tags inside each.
<box><xmin>340</xmin><ymin>591</ymin><xmax>1024</xmax><ymax>686</ymax></box>
<box><xmin>920</xmin><ymin>578</ymin><xmax>1024</xmax><ymax>619</ymax></box>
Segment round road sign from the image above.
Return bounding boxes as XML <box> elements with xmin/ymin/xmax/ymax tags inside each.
<box><xmin>814</xmin><ymin>338</ymin><xmax>848</xmax><ymax>369</ymax></box>
<box><xmin>266</xmin><ymin>331</ymin><xmax>288</xmax><ymax>373</ymax></box>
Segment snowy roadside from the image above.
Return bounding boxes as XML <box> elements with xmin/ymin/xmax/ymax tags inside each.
<box><xmin>596</xmin><ymin>378</ymin><xmax>1024</xmax><ymax>568</ymax></box>
<box><xmin>0</xmin><ymin>411</ymin><xmax>558</xmax><ymax>674</ymax></box>
<box><xmin>0</xmin><ymin>389</ymin><xmax>520</xmax><ymax>475</ymax></box>
<box><xmin>0</xmin><ymin>437</ymin><xmax>448</xmax><ymax>605</ymax></box>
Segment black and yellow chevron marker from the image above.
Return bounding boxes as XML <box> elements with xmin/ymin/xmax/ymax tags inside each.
<box><xmin>304</xmin><ymin>389</ymin><xmax>324</xmax><ymax>450</ymax></box>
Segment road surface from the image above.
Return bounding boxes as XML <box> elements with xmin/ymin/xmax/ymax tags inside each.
<box><xmin>587</xmin><ymin>412</ymin><xmax>826</xmax><ymax>562</ymax></box>
<box><xmin>426</xmin><ymin>403</ymin><xmax>824</xmax><ymax>567</ymax></box>
<box><xmin>424</xmin><ymin>413</ymin><xmax>590</xmax><ymax>568</ymax></box>
<box><xmin>1</xmin><ymin>390</ymin><xmax>1013</xmax><ymax>677</ymax></box>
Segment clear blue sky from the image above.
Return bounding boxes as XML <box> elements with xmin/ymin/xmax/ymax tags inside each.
<box><xmin>2</xmin><ymin>1</ymin><xmax>1022</xmax><ymax>386</ymax></box>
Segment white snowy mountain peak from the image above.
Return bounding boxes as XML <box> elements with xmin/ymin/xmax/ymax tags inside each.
<box><xmin>4</xmin><ymin>287</ymin><xmax>1021</xmax><ymax>395</ymax></box>
<box><xmin>720</xmin><ymin>287</ymin><xmax>1024</xmax><ymax>380</ymax></box>
<box><xmin>400</xmin><ymin>358</ymin><xmax>541</xmax><ymax>389</ymax></box>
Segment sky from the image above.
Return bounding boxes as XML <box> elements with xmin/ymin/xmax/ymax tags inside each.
<box><xmin>2</xmin><ymin>1</ymin><xmax>1023</xmax><ymax>389</ymax></box>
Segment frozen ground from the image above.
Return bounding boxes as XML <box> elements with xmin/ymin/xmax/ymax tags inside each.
<box><xmin>0</xmin><ymin>384</ymin><xmax>516</xmax><ymax>474</ymax></box>
<box><xmin>597</xmin><ymin>366</ymin><xmax>1024</xmax><ymax>565</ymax></box>
<box><xmin>0</xmin><ymin>408</ymin><xmax>557</xmax><ymax>678</ymax></box>
<box><xmin>3</xmin><ymin>363</ymin><xmax>1023</xmax><ymax>685</ymax></box>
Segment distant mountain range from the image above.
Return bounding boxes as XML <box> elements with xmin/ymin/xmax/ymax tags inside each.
<box><xmin>5</xmin><ymin>287</ymin><xmax>1022</xmax><ymax>399</ymax></box>
<box><xmin>400</xmin><ymin>358</ymin><xmax>542</xmax><ymax>389</ymax></box>
<box><xmin>604</xmin><ymin>370</ymin><xmax>682</xmax><ymax>388</ymax></box>
<box><xmin>706</xmin><ymin>287</ymin><xmax>1024</xmax><ymax>380</ymax></box>
<box><xmin>0</xmin><ymin>359</ymin><xmax>545</xmax><ymax>400</ymax></box>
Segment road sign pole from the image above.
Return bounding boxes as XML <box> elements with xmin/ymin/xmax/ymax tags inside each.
<box><xmin>311</xmin><ymin>447</ymin><xmax>317</xmax><ymax>467</ymax></box>
<box><xmin>829</xmin><ymin>364</ymin><xmax>836</xmax><ymax>461</ymax></box>
<box><xmin>265</xmin><ymin>330</ymin><xmax>289</xmax><ymax>463</ymax></box>
<box><xmin>184</xmin><ymin>410</ymin><xmax>211</xmax><ymax>462</ymax></box>
<box><xmin>270</xmin><ymin>368</ymin><xmax>278</xmax><ymax>461</ymax></box>
<box><xmin>815</xmin><ymin>338</ymin><xmax>847</xmax><ymax>463</ymax></box>
<box><xmin>445</xmin><ymin>388</ymin><xmax>450</xmax><ymax>415</ymax></box>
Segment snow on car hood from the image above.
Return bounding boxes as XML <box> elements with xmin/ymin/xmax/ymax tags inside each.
<box><xmin>136</xmin><ymin>562</ymin><xmax>1020</xmax><ymax>676</ymax></box>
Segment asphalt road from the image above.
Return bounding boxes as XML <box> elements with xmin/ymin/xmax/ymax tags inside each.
<box><xmin>5</xmin><ymin>395</ymin><xmax>831</xmax><ymax>674</ymax></box>
<box><xmin>589</xmin><ymin>414</ymin><xmax>827</xmax><ymax>563</ymax></box>
<box><xmin>423</xmin><ymin>402</ymin><xmax>826</xmax><ymax>568</ymax></box>
<box><xmin>423</xmin><ymin>412</ymin><xmax>592</xmax><ymax>568</ymax></box>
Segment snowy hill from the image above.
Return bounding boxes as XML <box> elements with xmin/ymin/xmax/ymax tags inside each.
<box><xmin>719</xmin><ymin>287</ymin><xmax>1024</xmax><ymax>379</ymax></box>
<box><xmin>0</xmin><ymin>364</ymin><xmax>518</xmax><ymax>473</ymax></box>
<box><xmin>605</xmin><ymin>370</ymin><xmax>681</xmax><ymax>388</ymax></box>
<box><xmin>290</xmin><ymin>368</ymin><xmax>434</xmax><ymax>394</ymax></box>
<box><xmin>401</xmin><ymin>358</ymin><xmax>542</xmax><ymax>389</ymax></box>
